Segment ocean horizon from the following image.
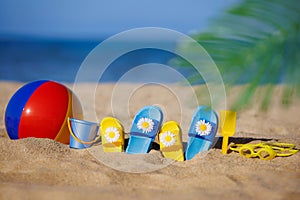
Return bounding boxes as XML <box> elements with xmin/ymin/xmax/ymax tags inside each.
<box><xmin>0</xmin><ymin>38</ymin><xmax>204</xmax><ymax>84</ymax></box>
<box><xmin>0</xmin><ymin>37</ymin><xmax>271</xmax><ymax>86</ymax></box>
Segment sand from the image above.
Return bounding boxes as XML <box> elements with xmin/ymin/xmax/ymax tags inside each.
<box><xmin>0</xmin><ymin>81</ymin><xmax>299</xmax><ymax>200</ymax></box>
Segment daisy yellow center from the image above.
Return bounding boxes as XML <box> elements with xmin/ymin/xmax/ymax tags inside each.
<box><xmin>108</xmin><ymin>131</ymin><xmax>115</xmax><ymax>138</ymax></box>
<box><xmin>200</xmin><ymin>124</ymin><xmax>207</xmax><ymax>131</ymax></box>
<box><xmin>165</xmin><ymin>135</ymin><xmax>172</xmax><ymax>142</ymax></box>
<box><xmin>142</xmin><ymin>122</ymin><xmax>149</xmax><ymax>129</ymax></box>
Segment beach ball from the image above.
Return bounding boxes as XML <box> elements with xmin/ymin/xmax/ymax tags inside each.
<box><xmin>4</xmin><ymin>80</ymin><xmax>83</xmax><ymax>144</ymax></box>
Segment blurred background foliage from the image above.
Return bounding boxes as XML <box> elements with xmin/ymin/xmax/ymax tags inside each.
<box><xmin>172</xmin><ymin>0</ymin><xmax>300</xmax><ymax>111</ymax></box>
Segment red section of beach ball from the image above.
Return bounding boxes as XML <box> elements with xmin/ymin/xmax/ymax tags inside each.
<box><xmin>18</xmin><ymin>82</ymin><xmax>69</xmax><ymax>140</ymax></box>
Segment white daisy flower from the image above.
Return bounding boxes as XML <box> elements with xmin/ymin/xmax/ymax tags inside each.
<box><xmin>137</xmin><ymin>117</ymin><xmax>154</xmax><ymax>133</ymax></box>
<box><xmin>195</xmin><ymin>120</ymin><xmax>212</xmax><ymax>136</ymax></box>
<box><xmin>104</xmin><ymin>127</ymin><xmax>120</xmax><ymax>143</ymax></box>
<box><xmin>160</xmin><ymin>131</ymin><xmax>176</xmax><ymax>147</ymax></box>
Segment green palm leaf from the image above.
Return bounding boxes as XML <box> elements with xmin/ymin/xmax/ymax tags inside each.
<box><xmin>174</xmin><ymin>0</ymin><xmax>300</xmax><ymax>110</ymax></box>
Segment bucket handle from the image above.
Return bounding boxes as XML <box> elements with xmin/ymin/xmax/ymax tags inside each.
<box><xmin>67</xmin><ymin>117</ymin><xmax>101</xmax><ymax>145</ymax></box>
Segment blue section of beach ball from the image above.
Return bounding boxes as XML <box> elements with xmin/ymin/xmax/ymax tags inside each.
<box><xmin>4</xmin><ymin>80</ymin><xmax>48</xmax><ymax>139</ymax></box>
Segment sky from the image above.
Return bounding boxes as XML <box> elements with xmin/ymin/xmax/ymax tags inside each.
<box><xmin>0</xmin><ymin>0</ymin><xmax>239</xmax><ymax>40</ymax></box>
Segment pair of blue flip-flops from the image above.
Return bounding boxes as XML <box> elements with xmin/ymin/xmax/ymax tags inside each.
<box><xmin>126</xmin><ymin>105</ymin><xmax>218</xmax><ymax>160</ymax></box>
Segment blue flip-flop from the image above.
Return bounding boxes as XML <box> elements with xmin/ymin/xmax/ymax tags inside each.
<box><xmin>185</xmin><ymin>105</ymin><xmax>218</xmax><ymax>160</ymax></box>
<box><xmin>126</xmin><ymin>106</ymin><xmax>163</xmax><ymax>154</ymax></box>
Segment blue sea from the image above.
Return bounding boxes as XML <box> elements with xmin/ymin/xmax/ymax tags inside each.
<box><xmin>0</xmin><ymin>39</ymin><xmax>199</xmax><ymax>83</ymax></box>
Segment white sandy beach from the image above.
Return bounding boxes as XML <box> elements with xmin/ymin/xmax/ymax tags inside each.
<box><xmin>0</xmin><ymin>81</ymin><xmax>299</xmax><ymax>200</ymax></box>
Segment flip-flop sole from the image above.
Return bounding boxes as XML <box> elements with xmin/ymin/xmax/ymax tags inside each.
<box><xmin>126</xmin><ymin>106</ymin><xmax>163</xmax><ymax>154</ymax></box>
<box><xmin>100</xmin><ymin>117</ymin><xmax>124</xmax><ymax>152</ymax></box>
<box><xmin>159</xmin><ymin>121</ymin><xmax>184</xmax><ymax>161</ymax></box>
<box><xmin>185</xmin><ymin>105</ymin><xmax>218</xmax><ymax>160</ymax></box>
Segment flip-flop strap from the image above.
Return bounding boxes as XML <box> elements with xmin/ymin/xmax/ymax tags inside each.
<box><xmin>161</xmin><ymin>145</ymin><xmax>182</xmax><ymax>152</ymax></box>
<box><xmin>130</xmin><ymin>118</ymin><xmax>160</xmax><ymax>139</ymax></box>
<box><xmin>188</xmin><ymin>120</ymin><xmax>217</xmax><ymax>141</ymax></box>
<box><xmin>130</xmin><ymin>132</ymin><xmax>156</xmax><ymax>139</ymax></box>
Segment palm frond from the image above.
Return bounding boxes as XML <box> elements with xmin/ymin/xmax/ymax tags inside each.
<box><xmin>173</xmin><ymin>0</ymin><xmax>300</xmax><ymax>110</ymax></box>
